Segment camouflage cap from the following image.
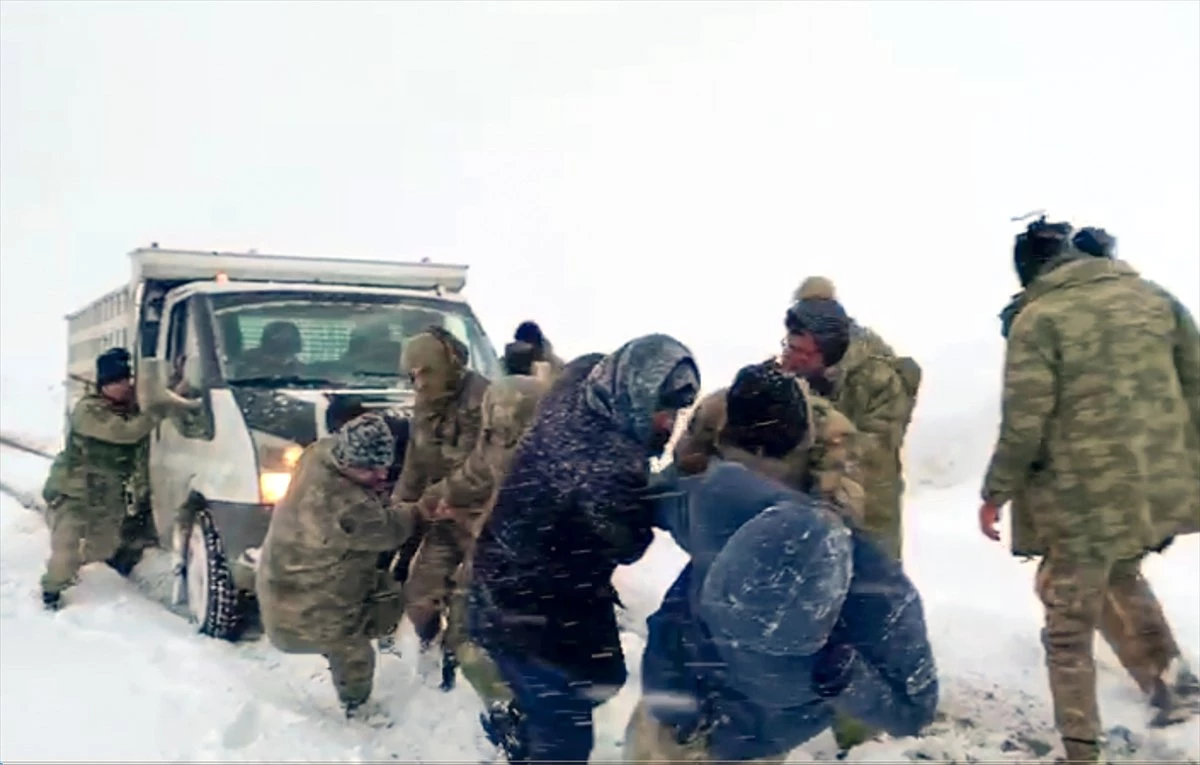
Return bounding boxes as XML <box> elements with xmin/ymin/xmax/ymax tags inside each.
<box><xmin>331</xmin><ymin>412</ymin><xmax>395</xmax><ymax>470</ymax></box>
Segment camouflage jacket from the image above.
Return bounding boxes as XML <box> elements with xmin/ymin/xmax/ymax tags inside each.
<box><xmin>824</xmin><ymin>334</ymin><xmax>915</xmax><ymax>535</ymax></box>
<box><xmin>256</xmin><ymin>437</ymin><xmax>410</xmax><ymax>645</ymax></box>
<box><xmin>673</xmin><ymin>380</ymin><xmax>865</xmax><ymax>524</ymax></box>
<box><xmin>442</xmin><ymin>375</ymin><xmax>549</xmax><ymax>541</ymax></box>
<box><xmin>391</xmin><ymin>370</ymin><xmax>491</xmax><ymax>514</ymax></box>
<box><xmin>43</xmin><ymin>394</ymin><xmax>160</xmax><ymax>518</ymax></box>
<box><xmin>983</xmin><ymin>256</ymin><xmax>1200</xmax><ymax>561</ymax></box>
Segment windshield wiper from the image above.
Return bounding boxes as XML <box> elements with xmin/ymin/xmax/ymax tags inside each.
<box><xmin>226</xmin><ymin>375</ymin><xmax>344</xmax><ymax>388</ymax></box>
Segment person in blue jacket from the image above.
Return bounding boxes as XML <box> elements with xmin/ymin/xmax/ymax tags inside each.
<box><xmin>628</xmin><ymin>366</ymin><xmax>939</xmax><ymax>762</ymax></box>
<box><xmin>467</xmin><ymin>333</ymin><xmax>701</xmax><ymax>763</ymax></box>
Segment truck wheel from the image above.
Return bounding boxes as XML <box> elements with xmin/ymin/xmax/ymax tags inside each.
<box><xmin>184</xmin><ymin>507</ymin><xmax>244</xmax><ymax>641</ymax></box>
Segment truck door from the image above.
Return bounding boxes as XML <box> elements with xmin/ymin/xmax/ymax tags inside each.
<box><xmin>148</xmin><ymin>296</ymin><xmax>214</xmax><ymax>541</ymax></box>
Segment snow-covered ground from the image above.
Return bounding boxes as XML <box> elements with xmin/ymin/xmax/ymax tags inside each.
<box><xmin>2</xmin><ymin>404</ymin><xmax>1198</xmax><ymax>762</ymax></box>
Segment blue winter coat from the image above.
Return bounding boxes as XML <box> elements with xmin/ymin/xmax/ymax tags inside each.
<box><xmin>468</xmin><ymin>335</ymin><xmax>699</xmax><ymax>690</ymax></box>
<box><xmin>642</xmin><ymin>460</ymin><xmax>939</xmax><ymax>760</ymax></box>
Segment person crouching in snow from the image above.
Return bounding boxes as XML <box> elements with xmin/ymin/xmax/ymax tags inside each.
<box><xmin>629</xmin><ymin>403</ymin><xmax>939</xmax><ymax>762</ymax></box>
<box><xmin>256</xmin><ymin>413</ymin><xmax>409</xmax><ymax>720</ymax></box>
<box><xmin>467</xmin><ymin>334</ymin><xmax>700</xmax><ymax>763</ymax></box>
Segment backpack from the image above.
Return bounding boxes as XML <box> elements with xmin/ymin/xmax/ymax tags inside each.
<box><xmin>892</xmin><ymin>356</ymin><xmax>922</xmax><ymax>434</ymax></box>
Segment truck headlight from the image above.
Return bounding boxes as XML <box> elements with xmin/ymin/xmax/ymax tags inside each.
<box><xmin>249</xmin><ymin>430</ymin><xmax>304</xmax><ymax>505</ymax></box>
<box><xmin>259</xmin><ymin>471</ymin><xmax>292</xmax><ymax>505</ymax></box>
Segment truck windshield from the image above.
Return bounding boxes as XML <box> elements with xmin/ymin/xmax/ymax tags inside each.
<box><xmin>208</xmin><ymin>290</ymin><xmax>502</xmax><ymax>388</ymax></box>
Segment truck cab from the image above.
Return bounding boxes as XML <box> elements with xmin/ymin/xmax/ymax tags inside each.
<box><xmin>126</xmin><ymin>246</ymin><xmax>500</xmax><ymax>639</ymax></box>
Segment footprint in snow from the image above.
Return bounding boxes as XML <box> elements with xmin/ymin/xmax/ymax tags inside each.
<box><xmin>221</xmin><ymin>700</ymin><xmax>262</xmax><ymax>750</ymax></box>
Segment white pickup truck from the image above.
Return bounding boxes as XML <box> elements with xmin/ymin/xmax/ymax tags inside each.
<box><xmin>64</xmin><ymin>245</ymin><xmax>502</xmax><ymax>640</ymax></box>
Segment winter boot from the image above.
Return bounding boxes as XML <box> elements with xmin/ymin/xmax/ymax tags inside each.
<box><xmin>377</xmin><ymin>631</ymin><xmax>401</xmax><ymax>658</ymax></box>
<box><xmin>343</xmin><ymin>698</ymin><xmax>394</xmax><ymax>729</ymax></box>
<box><xmin>1166</xmin><ymin>658</ymin><xmax>1200</xmax><ymax>702</ymax></box>
<box><xmin>440</xmin><ymin>646</ymin><xmax>459</xmax><ymax>692</ymax></box>
<box><xmin>1148</xmin><ymin>679</ymin><xmax>1198</xmax><ymax>727</ymax></box>
<box><xmin>41</xmin><ymin>590</ymin><xmax>61</xmax><ymax>611</ymax></box>
<box><xmin>480</xmin><ymin>700</ymin><xmax>528</xmax><ymax>763</ymax></box>
<box><xmin>1056</xmin><ymin>737</ymin><xmax>1101</xmax><ymax>764</ymax></box>
<box><xmin>105</xmin><ymin>546</ymin><xmax>142</xmax><ymax>577</ymax></box>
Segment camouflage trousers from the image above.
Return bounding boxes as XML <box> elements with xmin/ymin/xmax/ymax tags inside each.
<box><xmin>405</xmin><ymin>518</ymin><xmax>469</xmax><ymax>643</ymax></box>
<box><xmin>622</xmin><ymin>699</ymin><xmax>787</xmax><ymax>763</ymax></box>
<box><xmin>444</xmin><ymin>558</ymin><xmax>512</xmax><ymax>709</ymax></box>
<box><xmin>41</xmin><ymin>500</ymin><xmax>125</xmax><ymax>595</ymax></box>
<box><xmin>264</xmin><ymin>578</ymin><xmax>405</xmax><ymax>708</ymax></box>
<box><xmin>1036</xmin><ymin>552</ymin><xmax>1181</xmax><ymax>759</ymax></box>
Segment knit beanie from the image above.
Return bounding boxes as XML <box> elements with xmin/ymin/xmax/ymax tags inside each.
<box><xmin>96</xmin><ymin>348</ymin><xmax>133</xmax><ymax>387</ymax></box>
<box><xmin>724</xmin><ymin>362</ymin><xmax>809</xmax><ymax>459</ymax></box>
<box><xmin>784</xmin><ymin>299</ymin><xmax>852</xmax><ymax>367</ymax></box>
<box><xmin>331</xmin><ymin>412</ymin><xmax>395</xmax><ymax>470</ymax></box>
<box><xmin>503</xmin><ymin>340</ymin><xmax>537</xmax><ymax>376</ymax></box>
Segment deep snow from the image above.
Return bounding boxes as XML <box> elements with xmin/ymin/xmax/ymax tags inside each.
<box><xmin>2</xmin><ymin>409</ymin><xmax>1199</xmax><ymax>762</ymax></box>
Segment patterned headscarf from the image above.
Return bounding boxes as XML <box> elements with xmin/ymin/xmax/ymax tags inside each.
<box><xmin>584</xmin><ymin>333</ymin><xmax>699</xmax><ymax>446</ymax></box>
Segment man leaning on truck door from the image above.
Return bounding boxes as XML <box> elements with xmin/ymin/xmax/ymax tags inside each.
<box><xmin>40</xmin><ymin>348</ymin><xmax>199</xmax><ymax>611</ymax></box>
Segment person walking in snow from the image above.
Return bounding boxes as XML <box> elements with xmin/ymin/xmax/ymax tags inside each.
<box><xmin>628</xmin><ymin>398</ymin><xmax>938</xmax><ymax>762</ymax></box>
<box><xmin>466</xmin><ymin>333</ymin><xmax>700</xmax><ymax>763</ymax></box>
<box><xmin>979</xmin><ymin>216</ymin><xmax>1200</xmax><ymax>764</ymax></box>
<box><xmin>433</xmin><ymin>374</ymin><xmax>549</xmax><ymax>738</ymax></box>
<box><xmin>390</xmin><ymin>327</ymin><xmax>490</xmax><ymax>669</ymax></box>
<box><xmin>256</xmin><ymin>413</ymin><xmax>408</xmax><ymax>720</ymax></box>
<box><xmin>40</xmin><ymin>348</ymin><xmax>198</xmax><ymax>610</ymax></box>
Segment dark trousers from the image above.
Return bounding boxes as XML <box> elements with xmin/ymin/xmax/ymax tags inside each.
<box><xmin>490</xmin><ymin>651</ymin><xmax>599</xmax><ymax>763</ymax></box>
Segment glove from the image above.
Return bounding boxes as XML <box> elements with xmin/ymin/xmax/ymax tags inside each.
<box><xmin>812</xmin><ymin>641</ymin><xmax>856</xmax><ymax>698</ymax></box>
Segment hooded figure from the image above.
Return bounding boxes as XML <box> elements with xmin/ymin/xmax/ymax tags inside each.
<box><xmin>629</xmin><ymin>461</ymin><xmax>939</xmax><ymax>763</ymax></box>
<box><xmin>256</xmin><ymin>413</ymin><xmax>408</xmax><ymax>717</ymax></box>
<box><xmin>467</xmin><ymin>333</ymin><xmax>699</xmax><ymax>764</ymax></box>
<box><xmin>392</xmin><ymin>327</ymin><xmax>491</xmax><ymax>647</ymax></box>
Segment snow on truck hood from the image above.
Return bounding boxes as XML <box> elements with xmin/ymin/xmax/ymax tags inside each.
<box><xmin>229</xmin><ymin>385</ymin><xmax>413</xmax><ymax>446</ymax></box>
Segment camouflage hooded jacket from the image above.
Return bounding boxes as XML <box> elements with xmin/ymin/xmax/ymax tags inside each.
<box><xmin>983</xmin><ymin>256</ymin><xmax>1200</xmax><ymax>561</ymax></box>
<box><xmin>441</xmin><ymin>374</ymin><xmax>549</xmax><ymax>542</ymax></box>
<box><xmin>256</xmin><ymin>437</ymin><xmax>410</xmax><ymax>646</ymax></box>
<box><xmin>391</xmin><ymin>334</ymin><xmax>491</xmax><ymax>515</ymax></box>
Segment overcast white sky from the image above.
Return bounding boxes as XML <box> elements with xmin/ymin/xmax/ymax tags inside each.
<box><xmin>1</xmin><ymin>0</ymin><xmax>1197</xmax><ymax>433</ymax></box>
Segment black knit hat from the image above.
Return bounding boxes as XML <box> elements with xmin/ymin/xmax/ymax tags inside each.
<box><xmin>724</xmin><ymin>362</ymin><xmax>808</xmax><ymax>459</ymax></box>
<box><xmin>514</xmin><ymin>321</ymin><xmax>545</xmax><ymax>349</ymax></box>
<box><xmin>785</xmin><ymin>299</ymin><xmax>852</xmax><ymax>367</ymax></box>
<box><xmin>1072</xmin><ymin>227</ymin><xmax>1116</xmax><ymax>259</ymax></box>
<box><xmin>96</xmin><ymin>348</ymin><xmax>133</xmax><ymax>387</ymax></box>
<box><xmin>1013</xmin><ymin>217</ymin><xmax>1073</xmax><ymax>287</ymax></box>
<box><xmin>503</xmin><ymin>340</ymin><xmax>537</xmax><ymax>376</ymax></box>
<box><xmin>325</xmin><ymin>394</ymin><xmax>368</xmax><ymax>434</ymax></box>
